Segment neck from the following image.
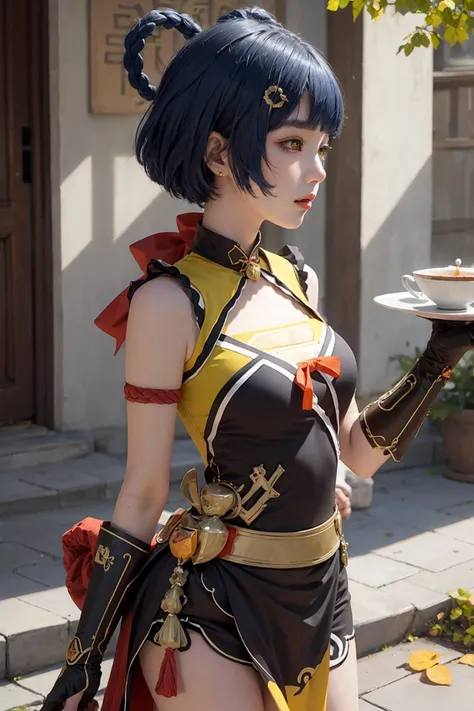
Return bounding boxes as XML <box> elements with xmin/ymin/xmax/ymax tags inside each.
<box><xmin>202</xmin><ymin>197</ymin><xmax>262</xmax><ymax>253</ymax></box>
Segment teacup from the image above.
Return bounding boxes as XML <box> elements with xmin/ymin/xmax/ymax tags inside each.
<box><xmin>401</xmin><ymin>267</ymin><xmax>474</xmax><ymax>311</ymax></box>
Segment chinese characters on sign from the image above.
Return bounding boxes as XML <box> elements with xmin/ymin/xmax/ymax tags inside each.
<box><xmin>90</xmin><ymin>0</ymin><xmax>278</xmax><ymax>114</ymax></box>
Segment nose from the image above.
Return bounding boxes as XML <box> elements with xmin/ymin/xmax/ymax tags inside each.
<box><xmin>306</xmin><ymin>155</ymin><xmax>327</xmax><ymax>185</ymax></box>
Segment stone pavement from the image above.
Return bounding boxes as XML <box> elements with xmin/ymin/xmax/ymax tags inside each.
<box><xmin>1</xmin><ymin>462</ymin><xmax>474</xmax><ymax>709</ymax></box>
<box><xmin>346</xmin><ymin>464</ymin><xmax>474</xmax><ymax>656</ymax></box>
<box><xmin>359</xmin><ymin>637</ymin><xmax>472</xmax><ymax>710</ymax></box>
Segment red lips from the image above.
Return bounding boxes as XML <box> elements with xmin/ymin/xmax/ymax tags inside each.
<box><xmin>295</xmin><ymin>194</ymin><xmax>316</xmax><ymax>202</ymax></box>
<box><xmin>294</xmin><ymin>194</ymin><xmax>316</xmax><ymax>210</ymax></box>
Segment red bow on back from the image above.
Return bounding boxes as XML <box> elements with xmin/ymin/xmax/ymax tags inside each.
<box><xmin>295</xmin><ymin>357</ymin><xmax>341</xmax><ymax>410</ymax></box>
<box><xmin>94</xmin><ymin>213</ymin><xmax>202</xmax><ymax>354</ymax></box>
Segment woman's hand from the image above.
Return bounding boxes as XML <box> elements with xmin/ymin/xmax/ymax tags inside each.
<box><xmin>40</xmin><ymin>662</ymin><xmax>100</xmax><ymax>711</ymax></box>
<box><xmin>335</xmin><ymin>484</ymin><xmax>352</xmax><ymax>520</ymax></box>
<box><xmin>62</xmin><ymin>691</ymin><xmax>82</xmax><ymax>711</ymax></box>
<box><xmin>424</xmin><ymin>319</ymin><xmax>474</xmax><ymax>371</ymax></box>
<box><xmin>62</xmin><ymin>692</ymin><xmax>98</xmax><ymax>711</ymax></box>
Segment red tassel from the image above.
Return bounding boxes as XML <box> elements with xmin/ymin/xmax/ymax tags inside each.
<box><xmin>155</xmin><ymin>648</ymin><xmax>178</xmax><ymax>698</ymax></box>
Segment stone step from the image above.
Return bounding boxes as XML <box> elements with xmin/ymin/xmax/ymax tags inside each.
<box><xmin>0</xmin><ymin>427</ymin><xmax>91</xmax><ymax>473</ymax></box>
<box><xmin>0</xmin><ymin>494</ymin><xmax>188</xmax><ymax>680</ymax></box>
<box><xmin>0</xmin><ymin>424</ymin><xmax>48</xmax><ymax>441</ymax></box>
<box><xmin>0</xmin><ymin>440</ymin><xmax>202</xmax><ymax>518</ymax></box>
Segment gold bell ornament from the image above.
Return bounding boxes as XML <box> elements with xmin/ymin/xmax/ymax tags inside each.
<box><xmin>154</xmin><ymin>470</ymin><xmax>241</xmax><ymax>698</ymax></box>
<box><xmin>180</xmin><ymin>470</ymin><xmax>241</xmax><ymax>564</ymax></box>
<box><xmin>154</xmin><ymin>532</ymin><xmax>196</xmax><ymax>698</ymax></box>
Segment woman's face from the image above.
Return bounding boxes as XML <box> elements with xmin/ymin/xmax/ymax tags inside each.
<box><xmin>207</xmin><ymin>92</ymin><xmax>331</xmax><ymax>232</ymax></box>
<box><xmin>254</xmin><ymin>92</ymin><xmax>330</xmax><ymax>229</ymax></box>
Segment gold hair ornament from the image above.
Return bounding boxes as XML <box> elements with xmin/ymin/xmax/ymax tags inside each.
<box><xmin>263</xmin><ymin>85</ymin><xmax>288</xmax><ymax>109</ymax></box>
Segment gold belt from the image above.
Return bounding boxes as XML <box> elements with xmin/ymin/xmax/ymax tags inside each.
<box><xmin>158</xmin><ymin>507</ymin><xmax>348</xmax><ymax>569</ymax></box>
<box><xmin>222</xmin><ymin>510</ymin><xmax>347</xmax><ymax>568</ymax></box>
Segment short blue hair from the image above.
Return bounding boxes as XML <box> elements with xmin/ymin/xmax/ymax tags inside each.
<box><xmin>133</xmin><ymin>8</ymin><xmax>344</xmax><ymax>206</ymax></box>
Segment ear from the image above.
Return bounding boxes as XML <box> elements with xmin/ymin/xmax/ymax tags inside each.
<box><xmin>205</xmin><ymin>131</ymin><xmax>230</xmax><ymax>177</ymax></box>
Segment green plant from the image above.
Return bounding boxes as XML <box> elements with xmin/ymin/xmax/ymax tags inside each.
<box><xmin>327</xmin><ymin>1</ymin><xmax>474</xmax><ymax>55</ymax></box>
<box><xmin>390</xmin><ymin>346</ymin><xmax>474</xmax><ymax>421</ymax></box>
<box><xmin>429</xmin><ymin>589</ymin><xmax>474</xmax><ymax>649</ymax></box>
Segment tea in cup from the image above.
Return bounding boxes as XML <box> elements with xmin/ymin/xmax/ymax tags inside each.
<box><xmin>401</xmin><ymin>263</ymin><xmax>474</xmax><ymax>311</ymax></box>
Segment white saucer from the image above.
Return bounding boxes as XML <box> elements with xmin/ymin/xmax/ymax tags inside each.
<box><xmin>374</xmin><ymin>291</ymin><xmax>474</xmax><ymax>321</ymax></box>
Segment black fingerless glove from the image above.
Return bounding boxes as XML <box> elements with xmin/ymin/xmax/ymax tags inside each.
<box><xmin>40</xmin><ymin>522</ymin><xmax>149</xmax><ymax>711</ymax></box>
<box><xmin>360</xmin><ymin>320</ymin><xmax>474</xmax><ymax>462</ymax></box>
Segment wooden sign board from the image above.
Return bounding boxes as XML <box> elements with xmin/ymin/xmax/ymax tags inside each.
<box><xmin>90</xmin><ymin>0</ymin><xmax>279</xmax><ymax>114</ymax></box>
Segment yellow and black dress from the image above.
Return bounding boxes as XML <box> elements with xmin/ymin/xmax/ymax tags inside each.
<box><xmin>124</xmin><ymin>222</ymin><xmax>357</xmax><ymax>711</ymax></box>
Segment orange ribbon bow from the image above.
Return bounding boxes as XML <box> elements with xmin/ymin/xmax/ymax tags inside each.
<box><xmin>94</xmin><ymin>212</ymin><xmax>203</xmax><ymax>354</ymax></box>
<box><xmin>295</xmin><ymin>356</ymin><xmax>341</xmax><ymax>410</ymax></box>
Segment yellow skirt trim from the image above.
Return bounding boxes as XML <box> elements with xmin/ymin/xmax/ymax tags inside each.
<box><xmin>267</xmin><ymin>646</ymin><xmax>330</xmax><ymax>711</ymax></box>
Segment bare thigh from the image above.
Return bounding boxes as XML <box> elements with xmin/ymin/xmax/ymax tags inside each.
<box><xmin>139</xmin><ymin>631</ymin><xmax>267</xmax><ymax>711</ymax></box>
<box><xmin>326</xmin><ymin>640</ymin><xmax>359</xmax><ymax>711</ymax></box>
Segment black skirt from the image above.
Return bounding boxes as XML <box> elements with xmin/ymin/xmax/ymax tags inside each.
<box><xmin>125</xmin><ymin>538</ymin><xmax>353</xmax><ymax>711</ymax></box>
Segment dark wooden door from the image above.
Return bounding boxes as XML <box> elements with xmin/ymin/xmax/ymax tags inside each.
<box><xmin>0</xmin><ymin>0</ymin><xmax>35</xmax><ymax>424</ymax></box>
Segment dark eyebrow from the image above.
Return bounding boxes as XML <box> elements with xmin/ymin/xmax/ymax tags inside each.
<box><xmin>278</xmin><ymin>120</ymin><xmax>331</xmax><ymax>143</ymax></box>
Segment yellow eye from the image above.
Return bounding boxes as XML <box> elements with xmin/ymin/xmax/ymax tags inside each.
<box><xmin>282</xmin><ymin>138</ymin><xmax>304</xmax><ymax>152</ymax></box>
<box><xmin>319</xmin><ymin>144</ymin><xmax>332</xmax><ymax>161</ymax></box>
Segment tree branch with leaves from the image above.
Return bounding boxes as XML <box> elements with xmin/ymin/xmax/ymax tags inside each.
<box><xmin>327</xmin><ymin>1</ymin><xmax>474</xmax><ymax>55</ymax></box>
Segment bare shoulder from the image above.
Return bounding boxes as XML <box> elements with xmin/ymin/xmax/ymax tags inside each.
<box><xmin>303</xmin><ymin>264</ymin><xmax>319</xmax><ymax>310</ymax></box>
<box><xmin>126</xmin><ymin>276</ymin><xmax>197</xmax><ymax>384</ymax></box>
<box><xmin>129</xmin><ymin>274</ymin><xmax>194</xmax><ymax>318</ymax></box>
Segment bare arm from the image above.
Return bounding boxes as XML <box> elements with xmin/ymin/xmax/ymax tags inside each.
<box><xmin>305</xmin><ymin>265</ymin><xmax>388</xmax><ymax>479</ymax></box>
<box><xmin>112</xmin><ymin>277</ymin><xmax>198</xmax><ymax>544</ymax></box>
<box><xmin>338</xmin><ymin>396</ymin><xmax>389</xmax><ymax>478</ymax></box>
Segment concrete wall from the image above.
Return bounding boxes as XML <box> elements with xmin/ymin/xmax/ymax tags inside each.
<box><xmin>358</xmin><ymin>12</ymin><xmax>433</xmax><ymax>398</ymax></box>
<box><xmin>50</xmin><ymin>0</ymin><xmax>189</xmax><ymax>431</ymax></box>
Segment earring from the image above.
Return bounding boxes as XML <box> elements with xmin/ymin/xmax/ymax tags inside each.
<box><xmin>218</xmin><ymin>171</ymin><xmax>224</xmax><ymax>178</ymax></box>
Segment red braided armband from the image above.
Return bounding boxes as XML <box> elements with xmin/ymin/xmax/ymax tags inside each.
<box><xmin>124</xmin><ymin>383</ymin><xmax>181</xmax><ymax>404</ymax></box>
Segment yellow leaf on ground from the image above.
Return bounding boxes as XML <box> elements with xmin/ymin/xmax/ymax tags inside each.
<box><xmin>425</xmin><ymin>665</ymin><xmax>452</xmax><ymax>686</ymax></box>
<box><xmin>408</xmin><ymin>651</ymin><xmax>442</xmax><ymax>671</ymax></box>
<box><xmin>458</xmin><ymin>654</ymin><xmax>474</xmax><ymax>667</ymax></box>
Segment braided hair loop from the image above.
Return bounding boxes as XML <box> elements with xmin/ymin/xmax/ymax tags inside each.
<box><xmin>123</xmin><ymin>9</ymin><xmax>202</xmax><ymax>102</ymax></box>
